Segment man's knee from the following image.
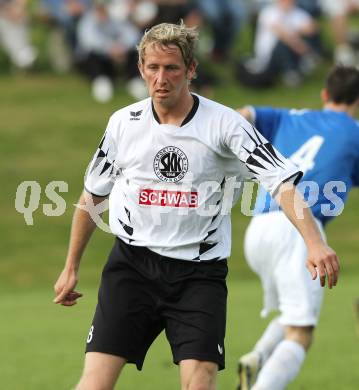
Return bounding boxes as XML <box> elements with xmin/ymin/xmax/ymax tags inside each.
<box><xmin>180</xmin><ymin>360</ymin><xmax>218</xmax><ymax>390</ymax></box>
<box><xmin>285</xmin><ymin>325</ymin><xmax>315</xmax><ymax>351</ymax></box>
<box><xmin>76</xmin><ymin>352</ymin><xmax>127</xmax><ymax>390</ymax></box>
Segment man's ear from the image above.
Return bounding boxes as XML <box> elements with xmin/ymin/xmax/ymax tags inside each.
<box><xmin>186</xmin><ymin>61</ymin><xmax>197</xmax><ymax>81</ymax></box>
<box><xmin>321</xmin><ymin>88</ymin><xmax>329</xmax><ymax>103</ymax></box>
<box><xmin>138</xmin><ymin>63</ymin><xmax>144</xmax><ymax>78</ymax></box>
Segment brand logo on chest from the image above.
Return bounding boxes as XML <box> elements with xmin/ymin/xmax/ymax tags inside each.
<box><xmin>130</xmin><ymin>110</ymin><xmax>143</xmax><ymax>120</ymax></box>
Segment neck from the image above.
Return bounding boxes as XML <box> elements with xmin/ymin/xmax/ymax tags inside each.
<box><xmin>153</xmin><ymin>92</ymin><xmax>194</xmax><ymax>126</ymax></box>
<box><xmin>324</xmin><ymin>102</ymin><xmax>357</xmax><ymax>118</ymax></box>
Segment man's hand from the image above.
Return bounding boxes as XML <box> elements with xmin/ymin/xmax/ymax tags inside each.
<box><xmin>53</xmin><ymin>268</ymin><xmax>83</xmax><ymax>306</ymax></box>
<box><xmin>306</xmin><ymin>243</ymin><xmax>340</xmax><ymax>289</ymax></box>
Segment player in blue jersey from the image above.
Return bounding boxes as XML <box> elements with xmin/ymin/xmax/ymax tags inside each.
<box><xmin>236</xmin><ymin>65</ymin><xmax>359</xmax><ymax>390</ymax></box>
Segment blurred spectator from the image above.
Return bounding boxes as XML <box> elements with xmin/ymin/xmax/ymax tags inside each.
<box><xmin>236</xmin><ymin>0</ymin><xmax>319</xmax><ymax>88</ymax></box>
<box><xmin>246</xmin><ymin>0</ymin><xmax>273</xmax><ymax>46</ymax></box>
<box><xmin>151</xmin><ymin>0</ymin><xmax>201</xmax><ymax>28</ymax></box>
<box><xmin>37</xmin><ymin>0</ymin><xmax>91</xmax><ymax>73</ymax></box>
<box><xmin>296</xmin><ymin>0</ymin><xmax>321</xmax><ymax>18</ymax></box>
<box><xmin>76</xmin><ymin>1</ymin><xmax>143</xmax><ymax>103</ymax></box>
<box><xmin>246</xmin><ymin>0</ymin><xmax>321</xmax><ymax>56</ymax></box>
<box><xmin>196</xmin><ymin>0</ymin><xmax>247</xmax><ymax>62</ymax></box>
<box><xmin>108</xmin><ymin>0</ymin><xmax>158</xmax><ymax>31</ymax></box>
<box><xmin>296</xmin><ymin>0</ymin><xmax>329</xmax><ymax>60</ymax></box>
<box><xmin>0</xmin><ymin>0</ymin><xmax>37</xmax><ymax>70</ymax></box>
<box><xmin>319</xmin><ymin>0</ymin><xmax>359</xmax><ymax>66</ymax></box>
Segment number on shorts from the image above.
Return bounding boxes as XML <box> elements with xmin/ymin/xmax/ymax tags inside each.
<box><xmin>87</xmin><ymin>325</ymin><xmax>94</xmax><ymax>343</ymax></box>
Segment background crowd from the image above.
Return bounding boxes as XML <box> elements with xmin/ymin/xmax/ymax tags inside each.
<box><xmin>1</xmin><ymin>0</ymin><xmax>359</xmax><ymax>102</ymax></box>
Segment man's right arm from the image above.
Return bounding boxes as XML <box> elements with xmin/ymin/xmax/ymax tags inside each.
<box><xmin>53</xmin><ymin>190</ymin><xmax>108</xmax><ymax>306</ymax></box>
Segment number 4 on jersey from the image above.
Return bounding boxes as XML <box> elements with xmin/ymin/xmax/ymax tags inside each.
<box><xmin>290</xmin><ymin>136</ymin><xmax>324</xmax><ymax>175</ymax></box>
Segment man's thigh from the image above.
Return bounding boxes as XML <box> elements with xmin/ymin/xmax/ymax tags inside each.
<box><xmin>85</xmin><ymin>240</ymin><xmax>164</xmax><ymax>370</ymax></box>
<box><xmin>77</xmin><ymin>352</ymin><xmax>127</xmax><ymax>390</ymax></box>
<box><xmin>164</xmin><ymin>260</ymin><xmax>228</xmax><ymax>370</ymax></box>
<box><xmin>276</xmin><ymin>228</ymin><xmax>324</xmax><ymax>327</ymax></box>
<box><xmin>245</xmin><ymin>212</ymin><xmax>325</xmax><ymax>324</ymax></box>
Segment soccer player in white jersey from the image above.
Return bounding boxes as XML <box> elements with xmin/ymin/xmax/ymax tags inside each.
<box><xmin>237</xmin><ymin>65</ymin><xmax>359</xmax><ymax>390</ymax></box>
<box><xmin>53</xmin><ymin>22</ymin><xmax>339</xmax><ymax>390</ymax></box>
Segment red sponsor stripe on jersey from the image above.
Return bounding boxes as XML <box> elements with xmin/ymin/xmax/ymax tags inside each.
<box><xmin>139</xmin><ymin>189</ymin><xmax>198</xmax><ymax>208</ymax></box>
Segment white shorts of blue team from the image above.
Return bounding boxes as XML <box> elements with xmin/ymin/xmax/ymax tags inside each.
<box><xmin>244</xmin><ymin>211</ymin><xmax>326</xmax><ymax>327</ymax></box>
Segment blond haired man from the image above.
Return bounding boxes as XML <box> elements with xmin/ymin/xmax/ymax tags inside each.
<box><xmin>54</xmin><ymin>22</ymin><xmax>339</xmax><ymax>390</ymax></box>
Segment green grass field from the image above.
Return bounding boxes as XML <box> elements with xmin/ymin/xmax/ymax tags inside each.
<box><xmin>1</xmin><ymin>68</ymin><xmax>358</xmax><ymax>389</ymax></box>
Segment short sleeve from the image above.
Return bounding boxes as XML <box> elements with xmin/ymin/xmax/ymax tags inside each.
<box><xmin>254</xmin><ymin>107</ymin><xmax>285</xmax><ymax>141</ymax></box>
<box><xmin>225</xmin><ymin>116</ymin><xmax>302</xmax><ymax>196</ymax></box>
<box><xmin>84</xmin><ymin>119</ymin><xmax>119</xmax><ymax>197</ymax></box>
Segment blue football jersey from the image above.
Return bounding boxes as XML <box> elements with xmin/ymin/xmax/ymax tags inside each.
<box><xmin>253</xmin><ymin>107</ymin><xmax>359</xmax><ymax>224</ymax></box>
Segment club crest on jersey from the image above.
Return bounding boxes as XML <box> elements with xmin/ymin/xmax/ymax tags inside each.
<box><xmin>153</xmin><ymin>146</ymin><xmax>188</xmax><ymax>182</ymax></box>
<box><xmin>130</xmin><ymin>110</ymin><xmax>142</xmax><ymax>120</ymax></box>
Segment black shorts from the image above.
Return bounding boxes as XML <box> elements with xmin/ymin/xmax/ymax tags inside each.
<box><xmin>85</xmin><ymin>238</ymin><xmax>228</xmax><ymax>370</ymax></box>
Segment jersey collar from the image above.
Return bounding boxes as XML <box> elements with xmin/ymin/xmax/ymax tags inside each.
<box><xmin>151</xmin><ymin>94</ymin><xmax>199</xmax><ymax>126</ymax></box>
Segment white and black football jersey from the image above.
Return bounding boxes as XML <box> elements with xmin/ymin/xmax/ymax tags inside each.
<box><xmin>85</xmin><ymin>94</ymin><xmax>301</xmax><ymax>261</ymax></box>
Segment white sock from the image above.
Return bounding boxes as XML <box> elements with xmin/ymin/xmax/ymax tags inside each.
<box><xmin>253</xmin><ymin>339</ymin><xmax>306</xmax><ymax>390</ymax></box>
<box><xmin>254</xmin><ymin>318</ymin><xmax>285</xmax><ymax>363</ymax></box>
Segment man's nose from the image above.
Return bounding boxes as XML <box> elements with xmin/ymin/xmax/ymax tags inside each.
<box><xmin>157</xmin><ymin>68</ymin><xmax>167</xmax><ymax>84</ymax></box>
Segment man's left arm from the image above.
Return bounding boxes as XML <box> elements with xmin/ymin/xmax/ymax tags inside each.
<box><xmin>225</xmin><ymin>109</ymin><xmax>339</xmax><ymax>289</ymax></box>
<box><xmin>275</xmin><ymin>181</ymin><xmax>340</xmax><ymax>289</ymax></box>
